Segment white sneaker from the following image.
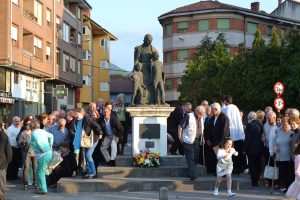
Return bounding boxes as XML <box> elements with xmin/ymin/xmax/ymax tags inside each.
<box><xmin>213</xmin><ymin>188</ymin><xmax>219</xmax><ymax>196</ymax></box>
<box><xmin>228</xmin><ymin>192</ymin><xmax>236</xmax><ymax>197</ymax></box>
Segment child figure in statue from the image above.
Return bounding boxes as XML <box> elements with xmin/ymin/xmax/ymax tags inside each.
<box><xmin>129</xmin><ymin>62</ymin><xmax>146</xmax><ymax>105</ymax></box>
<box><xmin>151</xmin><ymin>51</ymin><xmax>165</xmax><ymax>105</ymax></box>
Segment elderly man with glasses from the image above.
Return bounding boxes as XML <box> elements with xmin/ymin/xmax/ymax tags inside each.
<box><xmin>6</xmin><ymin>116</ymin><xmax>21</xmax><ymax>180</ymax></box>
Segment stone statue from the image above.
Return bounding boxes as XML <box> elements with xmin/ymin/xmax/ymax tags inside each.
<box><xmin>150</xmin><ymin>51</ymin><xmax>165</xmax><ymax>105</ymax></box>
<box><xmin>134</xmin><ymin>34</ymin><xmax>158</xmax><ymax>104</ymax></box>
<box><xmin>128</xmin><ymin>63</ymin><xmax>146</xmax><ymax>105</ymax></box>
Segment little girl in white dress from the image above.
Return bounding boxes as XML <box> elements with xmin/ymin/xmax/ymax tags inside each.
<box><xmin>213</xmin><ymin>138</ymin><xmax>238</xmax><ymax>197</ymax></box>
<box><xmin>286</xmin><ymin>143</ymin><xmax>300</xmax><ymax>200</ymax></box>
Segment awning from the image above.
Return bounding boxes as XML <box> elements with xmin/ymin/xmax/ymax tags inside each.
<box><xmin>0</xmin><ymin>97</ymin><xmax>14</xmax><ymax>104</ymax></box>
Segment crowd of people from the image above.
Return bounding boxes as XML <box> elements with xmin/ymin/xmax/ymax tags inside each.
<box><xmin>0</xmin><ymin>93</ymin><xmax>300</xmax><ymax>199</ymax></box>
<box><xmin>0</xmin><ymin>94</ymin><xmax>129</xmax><ymax>198</ymax></box>
<box><xmin>168</xmin><ymin>95</ymin><xmax>300</xmax><ymax>199</ymax></box>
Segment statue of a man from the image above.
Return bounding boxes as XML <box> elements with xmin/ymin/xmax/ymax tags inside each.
<box><xmin>134</xmin><ymin>34</ymin><xmax>158</xmax><ymax>104</ymax></box>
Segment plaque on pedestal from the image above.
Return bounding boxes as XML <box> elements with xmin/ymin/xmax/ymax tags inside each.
<box><xmin>126</xmin><ymin>106</ymin><xmax>174</xmax><ymax>156</ymax></box>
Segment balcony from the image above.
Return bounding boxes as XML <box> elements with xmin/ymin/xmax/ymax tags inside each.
<box><xmin>23</xmin><ymin>9</ymin><xmax>35</xmax><ymax>22</ymax></box>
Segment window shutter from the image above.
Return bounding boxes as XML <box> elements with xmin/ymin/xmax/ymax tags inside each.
<box><xmin>11</xmin><ymin>26</ymin><xmax>18</xmax><ymax>40</ymax></box>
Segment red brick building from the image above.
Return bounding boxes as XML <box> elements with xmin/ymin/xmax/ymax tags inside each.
<box><xmin>158</xmin><ymin>0</ymin><xmax>300</xmax><ymax>104</ymax></box>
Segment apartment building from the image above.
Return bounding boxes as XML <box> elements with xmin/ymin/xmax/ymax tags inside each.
<box><xmin>44</xmin><ymin>0</ymin><xmax>91</xmax><ymax>113</ymax></box>
<box><xmin>0</xmin><ymin>0</ymin><xmax>90</xmax><ymax>122</ymax></box>
<box><xmin>158</xmin><ymin>0</ymin><xmax>300</xmax><ymax>104</ymax></box>
<box><xmin>78</xmin><ymin>13</ymin><xmax>117</xmax><ymax>108</ymax></box>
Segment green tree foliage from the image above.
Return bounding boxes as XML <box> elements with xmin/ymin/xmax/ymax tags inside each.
<box><xmin>178</xmin><ymin>27</ymin><xmax>300</xmax><ymax>111</ymax></box>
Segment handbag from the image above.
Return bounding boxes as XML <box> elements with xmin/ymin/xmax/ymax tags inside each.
<box><xmin>81</xmin><ymin>129</ymin><xmax>94</xmax><ymax>148</ymax></box>
<box><xmin>46</xmin><ymin>151</ymin><xmax>63</xmax><ymax>175</ymax></box>
<box><xmin>263</xmin><ymin>157</ymin><xmax>279</xmax><ymax>180</ymax></box>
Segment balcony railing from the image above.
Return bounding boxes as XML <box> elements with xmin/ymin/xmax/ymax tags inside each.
<box><xmin>23</xmin><ymin>9</ymin><xmax>35</xmax><ymax>22</ymax></box>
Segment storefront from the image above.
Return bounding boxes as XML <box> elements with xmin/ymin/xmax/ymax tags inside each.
<box><xmin>0</xmin><ymin>92</ymin><xmax>14</xmax><ymax>125</ymax></box>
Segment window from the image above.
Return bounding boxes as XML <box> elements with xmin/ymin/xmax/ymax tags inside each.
<box><xmin>77</xmin><ymin>33</ymin><xmax>81</xmax><ymax>45</ymax></box>
<box><xmin>83</xmin><ymin>51</ymin><xmax>89</xmax><ymax>60</ymax></box>
<box><xmin>11</xmin><ymin>25</ymin><xmax>18</xmax><ymax>46</ymax></box>
<box><xmin>177</xmin><ymin>49</ymin><xmax>189</xmax><ymax>60</ymax></box>
<box><xmin>56</xmin><ymin>48</ymin><xmax>60</xmax><ymax>65</ymax></box>
<box><xmin>70</xmin><ymin>56</ymin><xmax>76</xmax><ymax>72</ymax></box>
<box><xmin>0</xmin><ymin>68</ymin><xmax>5</xmax><ymax>91</ymax></box>
<box><xmin>34</xmin><ymin>0</ymin><xmax>43</xmax><ymax>26</ymax></box>
<box><xmin>56</xmin><ymin>16</ymin><xmax>60</xmax><ymax>29</ymax></box>
<box><xmin>83</xmin><ymin>76</ymin><xmax>91</xmax><ymax>86</ymax></box>
<box><xmin>281</xmin><ymin>28</ymin><xmax>286</xmax><ymax>38</ymax></box>
<box><xmin>46</xmin><ymin>9</ymin><xmax>51</xmax><ymax>26</ymax></box>
<box><xmin>46</xmin><ymin>43</ymin><xmax>51</xmax><ymax>61</ymax></box>
<box><xmin>177</xmin><ymin>21</ymin><xmax>188</xmax><ymax>32</ymax></box>
<box><xmin>268</xmin><ymin>26</ymin><xmax>273</xmax><ymax>36</ymax></box>
<box><xmin>63</xmin><ymin>23</ymin><xmax>70</xmax><ymax>43</ymax></box>
<box><xmin>77</xmin><ymin>6</ymin><xmax>81</xmax><ymax>19</ymax></box>
<box><xmin>165</xmin><ymin>52</ymin><xmax>172</xmax><ymax>63</ymax></box>
<box><xmin>5</xmin><ymin>70</ymin><xmax>11</xmax><ymax>93</ymax></box>
<box><xmin>12</xmin><ymin>0</ymin><xmax>18</xmax><ymax>6</ymax></box>
<box><xmin>14</xmin><ymin>72</ymin><xmax>19</xmax><ymax>84</ymax></box>
<box><xmin>100</xmin><ymin>82</ymin><xmax>109</xmax><ymax>91</ymax></box>
<box><xmin>226</xmin><ymin>48</ymin><xmax>231</xmax><ymax>55</ymax></box>
<box><xmin>165</xmin><ymin>79</ymin><xmax>173</xmax><ymax>90</ymax></box>
<box><xmin>177</xmin><ymin>78</ymin><xmax>182</xmax><ymax>85</ymax></box>
<box><xmin>217</xmin><ymin>19</ymin><xmax>230</xmax><ymax>30</ymax></box>
<box><xmin>247</xmin><ymin>22</ymin><xmax>258</xmax><ymax>34</ymax></box>
<box><xmin>33</xmin><ymin>36</ymin><xmax>42</xmax><ymax>61</ymax></box>
<box><xmin>100</xmin><ymin>60</ymin><xmax>109</xmax><ymax>69</ymax></box>
<box><xmin>77</xmin><ymin>60</ymin><xmax>81</xmax><ymax>74</ymax></box>
<box><xmin>198</xmin><ymin>19</ymin><xmax>209</xmax><ymax>32</ymax></box>
<box><xmin>63</xmin><ymin>53</ymin><xmax>70</xmax><ymax>72</ymax></box>
<box><xmin>165</xmin><ymin>24</ymin><xmax>172</xmax><ymax>37</ymax></box>
<box><xmin>100</xmin><ymin>38</ymin><xmax>110</xmax><ymax>54</ymax></box>
<box><xmin>83</xmin><ymin>26</ymin><xmax>89</xmax><ymax>35</ymax></box>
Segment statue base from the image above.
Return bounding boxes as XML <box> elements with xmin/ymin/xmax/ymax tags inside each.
<box><xmin>126</xmin><ymin>106</ymin><xmax>174</xmax><ymax>156</ymax></box>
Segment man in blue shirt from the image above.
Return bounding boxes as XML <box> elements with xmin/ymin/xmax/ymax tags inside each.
<box><xmin>48</xmin><ymin>118</ymin><xmax>69</xmax><ymax>150</ymax></box>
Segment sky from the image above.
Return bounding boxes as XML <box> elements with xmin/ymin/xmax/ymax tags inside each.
<box><xmin>88</xmin><ymin>0</ymin><xmax>279</xmax><ymax>71</ymax></box>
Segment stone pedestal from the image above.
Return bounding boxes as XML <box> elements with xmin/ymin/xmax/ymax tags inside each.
<box><xmin>126</xmin><ymin>106</ymin><xmax>174</xmax><ymax>156</ymax></box>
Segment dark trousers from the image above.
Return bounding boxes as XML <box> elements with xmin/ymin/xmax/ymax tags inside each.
<box><xmin>248</xmin><ymin>154</ymin><xmax>261</xmax><ymax>185</ymax></box>
<box><xmin>170</xmin><ymin>132</ymin><xmax>184</xmax><ymax>155</ymax></box>
<box><xmin>193</xmin><ymin>139</ymin><xmax>200</xmax><ymax>165</ymax></box>
<box><xmin>277</xmin><ymin>161</ymin><xmax>293</xmax><ymax>189</ymax></box>
<box><xmin>183</xmin><ymin>142</ymin><xmax>196</xmax><ymax>179</ymax></box>
<box><xmin>118</xmin><ymin>121</ymin><xmax>129</xmax><ymax>154</ymax></box>
<box><xmin>46</xmin><ymin>165</ymin><xmax>72</xmax><ymax>186</ymax></box>
<box><xmin>205</xmin><ymin>144</ymin><xmax>217</xmax><ymax>174</ymax></box>
<box><xmin>23</xmin><ymin>155</ymin><xmax>37</xmax><ymax>185</ymax></box>
<box><xmin>7</xmin><ymin>147</ymin><xmax>21</xmax><ymax>180</ymax></box>
<box><xmin>232</xmin><ymin>140</ymin><xmax>247</xmax><ymax>173</ymax></box>
<box><xmin>0</xmin><ymin>169</ymin><xmax>6</xmax><ymax>200</ymax></box>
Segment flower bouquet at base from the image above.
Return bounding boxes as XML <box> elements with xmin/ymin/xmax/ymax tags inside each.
<box><xmin>133</xmin><ymin>149</ymin><xmax>161</xmax><ymax>168</ymax></box>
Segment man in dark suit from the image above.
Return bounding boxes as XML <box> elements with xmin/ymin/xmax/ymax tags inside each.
<box><xmin>167</xmin><ymin>103</ymin><xmax>190</xmax><ymax>155</ymax></box>
<box><xmin>207</xmin><ymin>103</ymin><xmax>230</xmax><ymax>154</ymax></box>
<box><xmin>243</xmin><ymin>111</ymin><xmax>264</xmax><ymax>186</ymax></box>
<box><xmin>98</xmin><ymin>106</ymin><xmax>124</xmax><ymax>166</ymax></box>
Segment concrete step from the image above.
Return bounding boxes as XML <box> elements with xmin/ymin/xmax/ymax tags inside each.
<box><xmin>57</xmin><ymin>175</ymin><xmax>252</xmax><ymax>193</ymax></box>
<box><xmin>115</xmin><ymin>155</ymin><xmax>187</xmax><ymax>166</ymax></box>
<box><xmin>97</xmin><ymin>165</ymin><xmax>206</xmax><ymax>178</ymax></box>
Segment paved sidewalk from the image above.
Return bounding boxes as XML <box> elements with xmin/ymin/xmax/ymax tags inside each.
<box><xmin>6</xmin><ymin>180</ymin><xmax>288</xmax><ymax>200</ymax></box>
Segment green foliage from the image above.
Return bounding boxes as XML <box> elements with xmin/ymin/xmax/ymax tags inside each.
<box><xmin>178</xmin><ymin>28</ymin><xmax>300</xmax><ymax>111</ymax></box>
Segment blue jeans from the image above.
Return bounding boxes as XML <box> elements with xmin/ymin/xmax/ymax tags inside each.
<box><xmin>85</xmin><ymin>141</ymin><xmax>98</xmax><ymax>175</ymax></box>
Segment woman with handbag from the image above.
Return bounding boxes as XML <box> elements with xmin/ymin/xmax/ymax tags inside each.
<box><xmin>73</xmin><ymin>108</ymin><xmax>102</xmax><ymax>179</ymax></box>
<box><xmin>274</xmin><ymin>117</ymin><xmax>293</xmax><ymax>193</ymax></box>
